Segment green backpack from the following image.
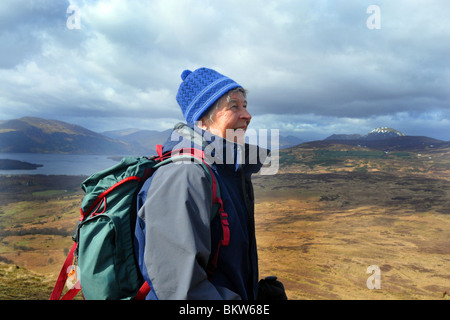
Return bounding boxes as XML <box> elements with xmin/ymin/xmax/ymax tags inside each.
<box><xmin>50</xmin><ymin>147</ymin><xmax>228</xmax><ymax>300</ymax></box>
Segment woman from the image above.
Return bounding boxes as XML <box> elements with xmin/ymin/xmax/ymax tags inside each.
<box><xmin>135</xmin><ymin>67</ymin><xmax>273</xmax><ymax>300</ymax></box>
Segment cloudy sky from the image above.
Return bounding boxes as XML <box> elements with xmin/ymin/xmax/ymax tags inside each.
<box><xmin>0</xmin><ymin>0</ymin><xmax>449</xmax><ymax>141</ymax></box>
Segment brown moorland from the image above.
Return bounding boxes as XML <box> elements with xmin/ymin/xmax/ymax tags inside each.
<box><xmin>0</xmin><ymin>143</ymin><xmax>449</xmax><ymax>299</ymax></box>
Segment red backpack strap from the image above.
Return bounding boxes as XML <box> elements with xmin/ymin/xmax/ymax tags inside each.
<box><xmin>199</xmin><ymin>156</ymin><xmax>230</xmax><ymax>280</ymax></box>
<box><xmin>49</xmin><ymin>242</ymin><xmax>81</xmax><ymax>300</ymax></box>
<box><xmin>207</xmin><ymin>201</ymin><xmax>230</xmax><ymax>280</ymax></box>
<box><xmin>134</xmin><ymin>281</ymin><xmax>151</xmax><ymax>300</ymax></box>
<box><xmin>156</xmin><ymin>144</ymin><xmax>164</xmax><ymax>159</ymax></box>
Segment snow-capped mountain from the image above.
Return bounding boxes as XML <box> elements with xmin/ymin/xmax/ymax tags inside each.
<box><xmin>323</xmin><ymin>126</ymin><xmax>448</xmax><ymax>151</ymax></box>
<box><xmin>326</xmin><ymin>127</ymin><xmax>406</xmax><ymax>141</ymax></box>
<box><xmin>363</xmin><ymin>127</ymin><xmax>406</xmax><ymax>140</ymax></box>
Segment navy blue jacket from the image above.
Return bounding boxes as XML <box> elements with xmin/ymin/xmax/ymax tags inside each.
<box><xmin>134</xmin><ymin>123</ymin><xmax>267</xmax><ymax>299</ymax></box>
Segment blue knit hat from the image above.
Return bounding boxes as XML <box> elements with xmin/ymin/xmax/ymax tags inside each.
<box><xmin>176</xmin><ymin>67</ymin><xmax>242</xmax><ymax>124</ymax></box>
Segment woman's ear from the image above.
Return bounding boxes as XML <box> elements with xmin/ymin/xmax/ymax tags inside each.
<box><xmin>198</xmin><ymin>118</ymin><xmax>209</xmax><ymax>131</ymax></box>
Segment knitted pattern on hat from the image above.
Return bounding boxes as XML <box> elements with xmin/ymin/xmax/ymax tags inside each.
<box><xmin>176</xmin><ymin>67</ymin><xmax>242</xmax><ymax>124</ymax></box>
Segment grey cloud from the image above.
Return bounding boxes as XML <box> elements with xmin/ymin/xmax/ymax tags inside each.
<box><xmin>0</xmin><ymin>0</ymin><xmax>448</xmax><ymax>141</ymax></box>
<box><xmin>0</xmin><ymin>0</ymin><xmax>70</xmax><ymax>68</ymax></box>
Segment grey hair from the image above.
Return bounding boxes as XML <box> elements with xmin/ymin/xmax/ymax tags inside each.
<box><xmin>201</xmin><ymin>88</ymin><xmax>248</xmax><ymax>125</ymax></box>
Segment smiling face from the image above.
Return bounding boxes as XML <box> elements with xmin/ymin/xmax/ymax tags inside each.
<box><xmin>200</xmin><ymin>89</ymin><xmax>252</xmax><ymax>144</ymax></box>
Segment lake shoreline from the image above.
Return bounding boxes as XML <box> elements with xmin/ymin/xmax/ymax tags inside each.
<box><xmin>0</xmin><ymin>159</ymin><xmax>43</xmax><ymax>170</ymax></box>
<box><xmin>0</xmin><ymin>153</ymin><xmax>122</xmax><ymax>176</ymax></box>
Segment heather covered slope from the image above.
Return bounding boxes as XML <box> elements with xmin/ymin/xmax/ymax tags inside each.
<box><xmin>1</xmin><ymin>139</ymin><xmax>449</xmax><ymax>299</ymax></box>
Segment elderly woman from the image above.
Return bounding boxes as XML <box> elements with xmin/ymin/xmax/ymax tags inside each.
<box><xmin>135</xmin><ymin>67</ymin><xmax>284</xmax><ymax>300</ymax></box>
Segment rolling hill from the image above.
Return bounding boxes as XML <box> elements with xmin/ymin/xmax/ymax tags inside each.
<box><xmin>0</xmin><ymin>117</ymin><xmax>136</xmax><ymax>155</ymax></box>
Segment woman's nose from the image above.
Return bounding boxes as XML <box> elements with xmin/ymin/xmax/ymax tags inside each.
<box><xmin>241</xmin><ymin>107</ymin><xmax>252</xmax><ymax>122</ymax></box>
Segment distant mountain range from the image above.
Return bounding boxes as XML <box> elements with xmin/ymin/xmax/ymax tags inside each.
<box><xmin>101</xmin><ymin>128</ymin><xmax>172</xmax><ymax>155</ymax></box>
<box><xmin>319</xmin><ymin>127</ymin><xmax>449</xmax><ymax>151</ymax></box>
<box><xmin>1</xmin><ymin>118</ymin><xmax>447</xmax><ymax>155</ymax></box>
<box><xmin>0</xmin><ymin>117</ymin><xmax>167</xmax><ymax>155</ymax></box>
<box><xmin>0</xmin><ymin>117</ymin><xmax>304</xmax><ymax>155</ymax></box>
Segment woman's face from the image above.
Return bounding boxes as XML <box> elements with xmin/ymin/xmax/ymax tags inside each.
<box><xmin>201</xmin><ymin>90</ymin><xmax>252</xmax><ymax>144</ymax></box>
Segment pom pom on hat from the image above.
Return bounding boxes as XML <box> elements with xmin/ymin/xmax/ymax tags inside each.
<box><xmin>176</xmin><ymin>67</ymin><xmax>242</xmax><ymax>124</ymax></box>
<box><xmin>181</xmin><ymin>69</ymin><xmax>192</xmax><ymax>81</ymax></box>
